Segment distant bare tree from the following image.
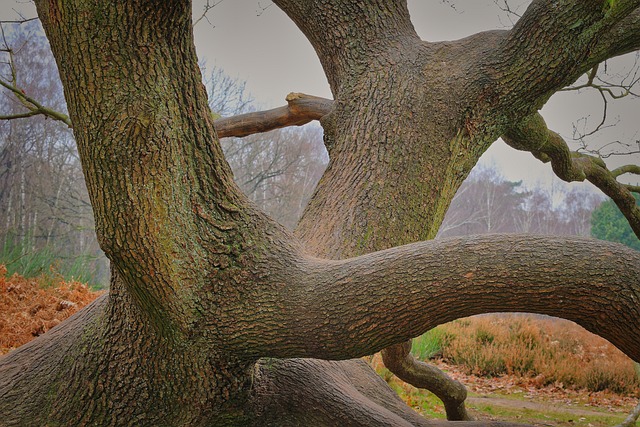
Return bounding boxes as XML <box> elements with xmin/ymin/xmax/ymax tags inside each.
<box><xmin>439</xmin><ymin>165</ymin><xmax>604</xmax><ymax>238</ymax></box>
<box><xmin>0</xmin><ymin>21</ymin><xmax>104</xmax><ymax>282</ymax></box>
<box><xmin>203</xmin><ymin>64</ymin><xmax>327</xmax><ymax>229</ymax></box>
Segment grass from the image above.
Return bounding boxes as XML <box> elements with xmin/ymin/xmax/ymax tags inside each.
<box><xmin>372</xmin><ymin>351</ymin><xmax>634</xmax><ymax>426</ymax></box>
<box><xmin>466</xmin><ymin>398</ymin><xmax>629</xmax><ymax>427</ymax></box>
<box><xmin>411</xmin><ymin>327</ymin><xmax>453</xmax><ymax>360</ymax></box>
<box><xmin>0</xmin><ymin>239</ymin><xmax>107</xmax><ymax>289</ymax></box>
<box><xmin>370</xmin><ymin>314</ymin><xmax>639</xmax><ymax>424</ymax></box>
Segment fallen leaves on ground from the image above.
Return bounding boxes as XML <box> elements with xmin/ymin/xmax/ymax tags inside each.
<box><xmin>0</xmin><ymin>265</ymin><xmax>102</xmax><ymax>355</ymax></box>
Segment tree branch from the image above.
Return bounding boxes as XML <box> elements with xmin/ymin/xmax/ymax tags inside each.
<box><xmin>627</xmin><ymin>184</ymin><xmax>640</xmax><ymax>193</ymax></box>
<box><xmin>613</xmin><ymin>164</ymin><xmax>640</xmax><ymax>178</ymax></box>
<box><xmin>381</xmin><ymin>340</ymin><xmax>471</xmax><ymax>421</ymax></box>
<box><xmin>213</xmin><ymin>93</ymin><xmax>333</xmax><ymax>138</ymax></box>
<box><xmin>272</xmin><ymin>0</ymin><xmax>419</xmax><ymax>92</ymax></box>
<box><xmin>615</xmin><ymin>399</ymin><xmax>640</xmax><ymax>427</ymax></box>
<box><xmin>502</xmin><ymin>113</ymin><xmax>640</xmax><ymax>237</ymax></box>
<box><xmin>589</xmin><ymin>7</ymin><xmax>640</xmax><ymax>63</ymax></box>
<box><xmin>192</xmin><ymin>0</ymin><xmax>222</xmax><ymax>28</ymax></box>
<box><xmin>0</xmin><ymin>74</ymin><xmax>71</xmax><ymax>127</ymax></box>
<box><xmin>492</xmin><ymin>0</ymin><xmax>640</xmax><ymax>113</ymax></box>
<box><xmin>227</xmin><ymin>234</ymin><xmax>640</xmax><ymax>363</ymax></box>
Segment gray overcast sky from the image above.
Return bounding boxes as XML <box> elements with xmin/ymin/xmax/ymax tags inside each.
<box><xmin>3</xmin><ymin>0</ymin><xmax>639</xmax><ymax>190</ymax></box>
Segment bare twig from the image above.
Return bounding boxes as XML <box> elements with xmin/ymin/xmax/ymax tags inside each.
<box><xmin>0</xmin><ymin>23</ymin><xmax>71</xmax><ymax>127</ymax></box>
<box><xmin>0</xmin><ymin>17</ymin><xmax>38</xmax><ymax>25</ymax></box>
<box><xmin>257</xmin><ymin>2</ymin><xmax>274</xmax><ymax>16</ymax></box>
<box><xmin>561</xmin><ymin>55</ymin><xmax>640</xmax><ymax>153</ymax></box>
<box><xmin>193</xmin><ymin>0</ymin><xmax>223</xmax><ymax>28</ymax></box>
<box><xmin>0</xmin><ymin>78</ymin><xmax>71</xmax><ymax>126</ymax></box>
<box><xmin>493</xmin><ymin>0</ymin><xmax>523</xmax><ymax>26</ymax></box>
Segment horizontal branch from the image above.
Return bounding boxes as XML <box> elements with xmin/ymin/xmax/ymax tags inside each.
<box><xmin>0</xmin><ymin>110</ymin><xmax>41</xmax><ymax>120</ymax></box>
<box><xmin>0</xmin><ymin>79</ymin><xmax>72</xmax><ymax>127</ymax></box>
<box><xmin>213</xmin><ymin>93</ymin><xmax>333</xmax><ymax>138</ymax></box>
<box><xmin>226</xmin><ymin>234</ymin><xmax>640</xmax><ymax>363</ymax></box>
<box><xmin>502</xmin><ymin>113</ymin><xmax>640</xmax><ymax>237</ymax></box>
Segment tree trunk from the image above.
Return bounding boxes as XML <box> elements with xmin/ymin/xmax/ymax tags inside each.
<box><xmin>0</xmin><ymin>0</ymin><xmax>285</xmax><ymax>424</ymax></box>
<box><xmin>1</xmin><ymin>1</ymin><xmax>640</xmax><ymax>426</ymax></box>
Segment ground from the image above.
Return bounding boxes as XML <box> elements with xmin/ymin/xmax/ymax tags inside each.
<box><xmin>372</xmin><ymin>357</ymin><xmax>639</xmax><ymax>427</ymax></box>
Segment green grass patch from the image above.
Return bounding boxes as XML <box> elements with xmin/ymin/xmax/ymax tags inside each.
<box><xmin>0</xmin><ymin>240</ymin><xmax>107</xmax><ymax>289</ymax></box>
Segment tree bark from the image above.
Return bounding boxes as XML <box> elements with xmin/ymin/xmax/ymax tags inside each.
<box><xmin>1</xmin><ymin>1</ymin><xmax>640</xmax><ymax>426</ymax></box>
<box><xmin>214</xmin><ymin>93</ymin><xmax>333</xmax><ymax>138</ymax></box>
<box><xmin>382</xmin><ymin>341</ymin><xmax>470</xmax><ymax>421</ymax></box>
<box><xmin>252</xmin><ymin>1</ymin><xmax>640</xmax><ymax>423</ymax></box>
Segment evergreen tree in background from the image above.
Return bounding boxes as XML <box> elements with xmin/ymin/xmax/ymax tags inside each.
<box><xmin>592</xmin><ymin>193</ymin><xmax>640</xmax><ymax>251</ymax></box>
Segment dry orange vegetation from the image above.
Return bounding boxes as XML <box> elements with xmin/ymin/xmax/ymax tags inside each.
<box><xmin>435</xmin><ymin>315</ymin><xmax>640</xmax><ymax>395</ymax></box>
<box><xmin>0</xmin><ymin>265</ymin><xmax>101</xmax><ymax>355</ymax></box>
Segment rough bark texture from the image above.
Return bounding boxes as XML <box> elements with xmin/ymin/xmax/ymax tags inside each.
<box><xmin>1</xmin><ymin>1</ymin><xmax>639</xmax><ymax>426</ymax></box>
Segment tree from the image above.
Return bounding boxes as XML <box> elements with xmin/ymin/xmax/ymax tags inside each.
<box><xmin>592</xmin><ymin>192</ymin><xmax>640</xmax><ymax>250</ymax></box>
<box><xmin>1</xmin><ymin>1</ymin><xmax>640</xmax><ymax>426</ymax></box>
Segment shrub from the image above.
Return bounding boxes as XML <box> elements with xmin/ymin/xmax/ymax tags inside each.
<box><xmin>412</xmin><ymin>314</ymin><xmax>640</xmax><ymax>394</ymax></box>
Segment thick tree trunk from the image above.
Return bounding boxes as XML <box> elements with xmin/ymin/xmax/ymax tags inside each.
<box><xmin>1</xmin><ymin>1</ymin><xmax>640</xmax><ymax>426</ymax></box>
<box><xmin>0</xmin><ymin>0</ymin><xmax>283</xmax><ymax>425</ymax></box>
<box><xmin>248</xmin><ymin>0</ymin><xmax>640</xmax><ymax>423</ymax></box>
<box><xmin>0</xmin><ymin>276</ymin><xmax>255</xmax><ymax>426</ymax></box>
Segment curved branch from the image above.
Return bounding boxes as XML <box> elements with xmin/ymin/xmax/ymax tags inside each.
<box><xmin>213</xmin><ymin>93</ymin><xmax>333</xmax><ymax>139</ymax></box>
<box><xmin>613</xmin><ymin>164</ymin><xmax>640</xmax><ymax>178</ymax></box>
<box><xmin>502</xmin><ymin>113</ymin><xmax>640</xmax><ymax>237</ymax></box>
<box><xmin>227</xmin><ymin>234</ymin><xmax>640</xmax><ymax>363</ymax></box>
<box><xmin>381</xmin><ymin>340</ymin><xmax>471</xmax><ymax>421</ymax></box>
<box><xmin>492</xmin><ymin>0</ymin><xmax>640</xmax><ymax>112</ymax></box>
